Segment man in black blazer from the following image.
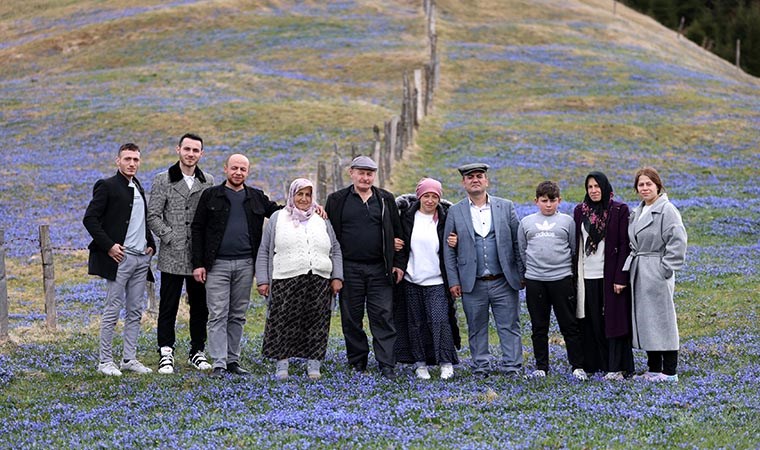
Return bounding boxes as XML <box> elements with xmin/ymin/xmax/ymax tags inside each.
<box><xmin>83</xmin><ymin>142</ymin><xmax>156</xmax><ymax>377</ymax></box>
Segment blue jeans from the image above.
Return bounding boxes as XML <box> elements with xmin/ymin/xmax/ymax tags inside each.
<box><xmin>461</xmin><ymin>277</ymin><xmax>522</xmax><ymax>372</ymax></box>
<box><xmin>205</xmin><ymin>258</ymin><xmax>253</xmax><ymax>369</ymax></box>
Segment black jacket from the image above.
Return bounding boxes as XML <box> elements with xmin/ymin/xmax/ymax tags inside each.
<box><xmin>325</xmin><ymin>185</ymin><xmax>402</xmax><ymax>284</ymax></box>
<box><xmin>191</xmin><ymin>182</ymin><xmax>281</xmax><ymax>272</ymax></box>
<box><xmin>83</xmin><ymin>171</ymin><xmax>156</xmax><ymax>282</ymax></box>
<box><xmin>394</xmin><ymin>195</ymin><xmax>461</xmax><ymax>350</ymax></box>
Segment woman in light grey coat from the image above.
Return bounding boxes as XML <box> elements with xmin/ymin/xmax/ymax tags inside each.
<box><xmin>624</xmin><ymin>167</ymin><xmax>687</xmax><ymax>382</ymax></box>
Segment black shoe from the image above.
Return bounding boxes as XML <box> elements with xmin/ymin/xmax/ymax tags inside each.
<box><xmin>473</xmin><ymin>368</ymin><xmax>490</xmax><ymax>378</ymax></box>
<box><xmin>380</xmin><ymin>366</ymin><xmax>397</xmax><ymax>380</ymax></box>
<box><xmin>209</xmin><ymin>367</ymin><xmax>227</xmax><ymax>379</ymax></box>
<box><xmin>226</xmin><ymin>362</ymin><xmax>250</xmax><ymax>375</ymax></box>
<box><xmin>350</xmin><ymin>362</ymin><xmax>367</xmax><ymax>373</ymax></box>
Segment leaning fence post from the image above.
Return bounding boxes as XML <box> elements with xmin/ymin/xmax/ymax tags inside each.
<box><xmin>39</xmin><ymin>225</ymin><xmax>57</xmax><ymax>330</ymax></box>
<box><xmin>414</xmin><ymin>69</ymin><xmax>424</xmax><ymax>123</ymax></box>
<box><xmin>0</xmin><ymin>229</ymin><xmax>8</xmax><ymax>341</ymax></box>
<box><xmin>317</xmin><ymin>160</ymin><xmax>328</xmax><ymax>205</ymax></box>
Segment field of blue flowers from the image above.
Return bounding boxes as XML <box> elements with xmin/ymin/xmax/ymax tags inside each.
<box><xmin>1</xmin><ymin>0</ymin><xmax>758</xmax><ymax>448</ymax></box>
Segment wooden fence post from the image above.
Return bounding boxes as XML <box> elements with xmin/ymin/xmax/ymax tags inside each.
<box><xmin>333</xmin><ymin>144</ymin><xmax>344</xmax><ymax>192</ymax></box>
<box><xmin>317</xmin><ymin>160</ymin><xmax>328</xmax><ymax>205</ymax></box>
<box><xmin>0</xmin><ymin>229</ymin><xmax>8</xmax><ymax>341</ymax></box>
<box><xmin>677</xmin><ymin>17</ymin><xmax>685</xmax><ymax>38</ymax></box>
<box><xmin>414</xmin><ymin>69</ymin><xmax>424</xmax><ymax>123</ymax></box>
<box><xmin>147</xmin><ymin>281</ymin><xmax>158</xmax><ymax>316</ymax></box>
<box><xmin>39</xmin><ymin>225</ymin><xmax>57</xmax><ymax>330</ymax></box>
<box><xmin>401</xmin><ymin>71</ymin><xmax>411</xmax><ymax>152</ymax></box>
<box><xmin>736</xmin><ymin>39</ymin><xmax>741</xmax><ymax>68</ymax></box>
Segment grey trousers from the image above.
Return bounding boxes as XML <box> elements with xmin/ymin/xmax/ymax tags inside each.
<box><xmin>205</xmin><ymin>258</ymin><xmax>253</xmax><ymax>369</ymax></box>
<box><xmin>461</xmin><ymin>277</ymin><xmax>522</xmax><ymax>372</ymax></box>
<box><xmin>100</xmin><ymin>253</ymin><xmax>151</xmax><ymax>364</ymax></box>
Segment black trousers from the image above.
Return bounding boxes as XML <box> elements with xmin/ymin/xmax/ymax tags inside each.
<box><xmin>647</xmin><ymin>350</ymin><xmax>678</xmax><ymax>375</ymax></box>
<box><xmin>157</xmin><ymin>272</ymin><xmax>208</xmax><ymax>355</ymax></box>
<box><xmin>525</xmin><ymin>277</ymin><xmax>584</xmax><ymax>372</ymax></box>
<box><xmin>340</xmin><ymin>261</ymin><xmax>396</xmax><ymax>369</ymax></box>
<box><xmin>581</xmin><ymin>278</ymin><xmax>634</xmax><ymax>373</ymax></box>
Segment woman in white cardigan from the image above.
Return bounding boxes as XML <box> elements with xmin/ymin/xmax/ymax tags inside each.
<box><xmin>625</xmin><ymin>167</ymin><xmax>687</xmax><ymax>383</ymax></box>
<box><xmin>256</xmin><ymin>178</ymin><xmax>343</xmax><ymax>380</ymax></box>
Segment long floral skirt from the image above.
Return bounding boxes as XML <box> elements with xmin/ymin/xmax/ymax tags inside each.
<box><xmin>394</xmin><ymin>281</ymin><xmax>459</xmax><ymax>365</ymax></box>
<box><xmin>262</xmin><ymin>273</ymin><xmax>332</xmax><ymax>360</ymax></box>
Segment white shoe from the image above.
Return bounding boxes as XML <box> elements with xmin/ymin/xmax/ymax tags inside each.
<box><xmin>98</xmin><ymin>361</ymin><xmax>122</xmax><ymax>376</ymax></box>
<box><xmin>188</xmin><ymin>351</ymin><xmax>212</xmax><ymax>371</ymax></box>
<box><xmin>525</xmin><ymin>369</ymin><xmax>546</xmax><ymax>379</ymax></box>
<box><xmin>415</xmin><ymin>365</ymin><xmax>431</xmax><ymax>380</ymax></box>
<box><xmin>603</xmin><ymin>371</ymin><xmax>625</xmax><ymax>381</ymax></box>
<box><xmin>275</xmin><ymin>359</ymin><xmax>289</xmax><ymax>380</ymax></box>
<box><xmin>158</xmin><ymin>347</ymin><xmax>174</xmax><ymax>374</ymax></box>
<box><xmin>440</xmin><ymin>363</ymin><xmax>454</xmax><ymax>380</ymax></box>
<box><xmin>120</xmin><ymin>359</ymin><xmax>153</xmax><ymax>374</ymax></box>
<box><xmin>307</xmin><ymin>359</ymin><xmax>321</xmax><ymax>380</ymax></box>
<box><xmin>646</xmin><ymin>372</ymin><xmax>679</xmax><ymax>383</ymax></box>
<box><xmin>572</xmin><ymin>368</ymin><xmax>588</xmax><ymax>381</ymax></box>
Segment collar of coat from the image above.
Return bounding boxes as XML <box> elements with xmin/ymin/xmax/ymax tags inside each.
<box><xmin>168</xmin><ymin>161</ymin><xmax>208</xmax><ymax>184</ymax></box>
<box><xmin>115</xmin><ymin>170</ymin><xmax>143</xmax><ymax>190</ymax></box>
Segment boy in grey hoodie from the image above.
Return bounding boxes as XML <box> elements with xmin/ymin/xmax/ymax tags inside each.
<box><xmin>518</xmin><ymin>181</ymin><xmax>586</xmax><ymax>380</ymax></box>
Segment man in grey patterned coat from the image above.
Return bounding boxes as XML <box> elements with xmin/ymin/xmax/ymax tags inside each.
<box><xmin>147</xmin><ymin>133</ymin><xmax>215</xmax><ymax>374</ymax></box>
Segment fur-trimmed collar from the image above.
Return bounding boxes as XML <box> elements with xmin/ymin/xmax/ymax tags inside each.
<box><xmin>168</xmin><ymin>161</ymin><xmax>208</xmax><ymax>183</ymax></box>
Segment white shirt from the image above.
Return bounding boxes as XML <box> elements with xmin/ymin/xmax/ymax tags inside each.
<box><xmin>183</xmin><ymin>173</ymin><xmax>195</xmax><ymax>190</ymax></box>
<box><xmin>469</xmin><ymin>196</ymin><xmax>492</xmax><ymax>237</ymax></box>
<box><xmin>404</xmin><ymin>210</ymin><xmax>443</xmax><ymax>286</ymax></box>
<box><xmin>581</xmin><ymin>226</ymin><xmax>605</xmax><ymax>279</ymax></box>
<box><xmin>123</xmin><ymin>180</ymin><xmax>148</xmax><ymax>254</ymax></box>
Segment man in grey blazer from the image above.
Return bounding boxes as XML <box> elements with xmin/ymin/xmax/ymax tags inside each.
<box><xmin>443</xmin><ymin>163</ymin><xmax>525</xmax><ymax>377</ymax></box>
<box><xmin>147</xmin><ymin>133</ymin><xmax>215</xmax><ymax>374</ymax></box>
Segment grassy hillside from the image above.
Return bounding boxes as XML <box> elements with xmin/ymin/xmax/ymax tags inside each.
<box><xmin>1</xmin><ymin>0</ymin><xmax>758</xmax><ymax>448</ymax></box>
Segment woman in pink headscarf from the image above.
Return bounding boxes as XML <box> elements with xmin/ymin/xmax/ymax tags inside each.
<box><xmin>256</xmin><ymin>178</ymin><xmax>343</xmax><ymax>380</ymax></box>
<box><xmin>394</xmin><ymin>178</ymin><xmax>460</xmax><ymax>380</ymax></box>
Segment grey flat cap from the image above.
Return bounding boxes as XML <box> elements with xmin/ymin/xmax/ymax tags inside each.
<box><xmin>350</xmin><ymin>155</ymin><xmax>378</xmax><ymax>171</ymax></box>
<box><xmin>458</xmin><ymin>163</ymin><xmax>490</xmax><ymax>176</ymax></box>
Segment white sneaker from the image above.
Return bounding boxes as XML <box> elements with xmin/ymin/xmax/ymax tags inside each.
<box><xmin>528</xmin><ymin>369</ymin><xmax>546</xmax><ymax>378</ymax></box>
<box><xmin>120</xmin><ymin>359</ymin><xmax>153</xmax><ymax>374</ymax></box>
<box><xmin>646</xmin><ymin>372</ymin><xmax>679</xmax><ymax>383</ymax></box>
<box><xmin>415</xmin><ymin>365</ymin><xmax>431</xmax><ymax>380</ymax></box>
<box><xmin>188</xmin><ymin>351</ymin><xmax>212</xmax><ymax>371</ymax></box>
<box><xmin>603</xmin><ymin>371</ymin><xmax>625</xmax><ymax>381</ymax></box>
<box><xmin>275</xmin><ymin>359</ymin><xmax>289</xmax><ymax>380</ymax></box>
<box><xmin>158</xmin><ymin>347</ymin><xmax>174</xmax><ymax>374</ymax></box>
<box><xmin>307</xmin><ymin>359</ymin><xmax>321</xmax><ymax>380</ymax></box>
<box><xmin>98</xmin><ymin>361</ymin><xmax>122</xmax><ymax>377</ymax></box>
<box><xmin>440</xmin><ymin>363</ymin><xmax>454</xmax><ymax>380</ymax></box>
<box><xmin>633</xmin><ymin>371</ymin><xmax>660</xmax><ymax>380</ymax></box>
<box><xmin>572</xmin><ymin>368</ymin><xmax>588</xmax><ymax>381</ymax></box>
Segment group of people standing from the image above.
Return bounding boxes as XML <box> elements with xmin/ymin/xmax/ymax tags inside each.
<box><xmin>83</xmin><ymin>134</ymin><xmax>687</xmax><ymax>383</ymax></box>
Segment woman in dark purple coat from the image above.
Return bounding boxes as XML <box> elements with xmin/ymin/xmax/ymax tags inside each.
<box><xmin>573</xmin><ymin>171</ymin><xmax>634</xmax><ymax>380</ymax></box>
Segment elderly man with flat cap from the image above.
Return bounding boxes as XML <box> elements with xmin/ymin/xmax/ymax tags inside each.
<box><xmin>443</xmin><ymin>163</ymin><xmax>525</xmax><ymax>377</ymax></box>
<box><xmin>325</xmin><ymin>155</ymin><xmax>404</xmax><ymax>380</ymax></box>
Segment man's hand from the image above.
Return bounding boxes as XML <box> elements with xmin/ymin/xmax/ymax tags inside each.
<box><xmin>145</xmin><ymin>247</ymin><xmax>154</xmax><ymax>256</ymax></box>
<box><xmin>392</xmin><ymin>267</ymin><xmax>404</xmax><ymax>284</ymax></box>
<box><xmin>394</xmin><ymin>238</ymin><xmax>404</xmax><ymax>252</ymax></box>
<box><xmin>108</xmin><ymin>244</ymin><xmax>125</xmax><ymax>263</ymax></box>
<box><xmin>193</xmin><ymin>267</ymin><xmax>207</xmax><ymax>284</ymax></box>
<box><xmin>613</xmin><ymin>283</ymin><xmax>626</xmax><ymax>294</ymax></box>
<box><xmin>257</xmin><ymin>284</ymin><xmax>270</xmax><ymax>297</ymax></box>
<box><xmin>315</xmin><ymin>205</ymin><xmax>328</xmax><ymax>219</ymax></box>
<box><xmin>447</xmin><ymin>232</ymin><xmax>458</xmax><ymax>248</ymax></box>
<box><xmin>331</xmin><ymin>279</ymin><xmax>343</xmax><ymax>295</ymax></box>
<box><xmin>449</xmin><ymin>285</ymin><xmax>462</xmax><ymax>298</ymax></box>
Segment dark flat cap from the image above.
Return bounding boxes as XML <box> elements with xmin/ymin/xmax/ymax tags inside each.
<box><xmin>350</xmin><ymin>155</ymin><xmax>378</xmax><ymax>171</ymax></box>
<box><xmin>458</xmin><ymin>163</ymin><xmax>490</xmax><ymax>176</ymax></box>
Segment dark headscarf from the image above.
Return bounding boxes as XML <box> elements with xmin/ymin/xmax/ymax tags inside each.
<box><xmin>580</xmin><ymin>171</ymin><xmax>614</xmax><ymax>256</ymax></box>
